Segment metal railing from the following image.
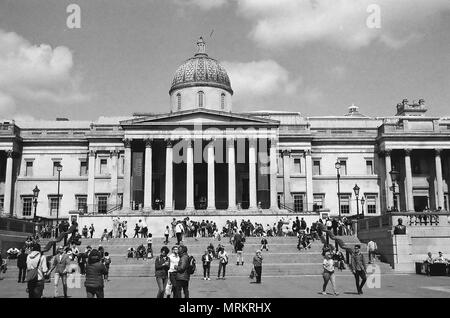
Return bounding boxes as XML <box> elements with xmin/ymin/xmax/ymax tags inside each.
<box><xmin>357</xmin><ymin>211</ymin><xmax>450</xmax><ymax>231</ymax></box>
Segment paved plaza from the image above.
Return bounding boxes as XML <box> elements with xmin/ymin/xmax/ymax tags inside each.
<box><xmin>1</xmin><ymin>273</ymin><xmax>450</xmax><ymax>298</ymax></box>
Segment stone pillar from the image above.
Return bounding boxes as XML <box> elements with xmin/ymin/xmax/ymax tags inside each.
<box><xmin>3</xmin><ymin>150</ymin><xmax>13</xmax><ymax>216</ymax></box>
<box><xmin>435</xmin><ymin>149</ymin><xmax>445</xmax><ymax>209</ymax></box>
<box><xmin>249</xmin><ymin>138</ymin><xmax>257</xmax><ymax>209</ymax></box>
<box><xmin>87</xmin><ymin>150</ymin><xmax>96</xmax><ymax>211</ymax></box>
<box><xmin>165</xmin><ymin>139</ymin><xmax>173</xmax><ymax>211</ymax></box>
<box><xmin>384</xmin><ymin>150</ymin><xmax>394</xmax><ymax>210</ymax></box>
<box><xmin>404</xmin><ymin>149</ymin><xmax>414</xmax><ymax>211</ymax></box>
<box><xmin>227</xmin><ymin>138</ymin><xmax>236</xmax><ymax>210</ymax></box>
<box><xmin>123</xmin><ymin>139</ymin><xmax>132</xmax><ymax>210</ymax></box>
<box><xmin>269</xmin><ymin>139</ymin><xmax>278</xmax><ymax>210</ymax></box>
<box><xmin>207</xmin><ymin>139</ymin><xmax>216</xmax><ymax>210</ymax></box>
<box><xmin>282</xmin><ymin>150</ymin><xmax>292</xmax><ymax>206</ymax></box>
<box><xmin>186</xmin><ymin>139</ymin><xmax>194</xmax><ymax>210</ymax></box>
<box><xmin>110</xmin><ymin>150</ymin><xmax>119</xmax><ymax>206</ymax></box>
<box><xmin>144</xmin><ymin>138</ymin><xmax>153</xmax><ymax>210</ymax></box>
<box><xmin>305</xmin><ymin>149</ymin><xmax>313</xmax><ymax>212</ymax></box>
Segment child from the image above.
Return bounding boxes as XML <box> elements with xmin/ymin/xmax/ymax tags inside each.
<box><xmin>164</xmin><ymin>226</ymin><xmax>170</xmax><ymax>245</ymax></box>
<box><xmin>103</xmin><ymin>252</ymin><xmax>111</xmax><ymax>281</ymax></box>
<box><xmin>201</xmin><ymin>250</ymin><xmax>212</xmax><ymax>280</ymax></box>
<box><xmin>260</xmin><ymin>235</ymin><xmax>268</xmax><ymax>251</ymax></box>
<box><xmin>127</xmin><ymin>248</ymin><xmax>134</xmax><ymax>258</ymax></box>
<box><xmin>147</xmin><ymin>233</ymin><xmax>154</xmax><ymax>259</ymax></box>
<box><xmin>100</xmin><ymin>229</ymin><xmax>109</xmax><ymax>242</ymax></box>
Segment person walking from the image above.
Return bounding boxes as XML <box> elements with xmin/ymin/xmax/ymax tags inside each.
<box><xmin>175</xmin><ymin>222</ymin><xmax>184</xmax><ymax>245</ymax></box>
<box><xmin>155</xmin><ymin>246</ymin><xmax>170</xmax><ymax>298</ymax></box>
<box><xmin>122</xmin><ymin>221</ymin><xmax>128</xmax><ymax>238</ymax></box>
<box><xmin>167</xmin><ymin>246</ymin><xmax>180</xmax><ymax>298</ymax></box>
<box><xmin>50</xmin><ymin>246</ymin><xmax>71</xmax><ymax>298</ymax></box>
<box><xmin>174</xmin><ymin>245</ymin><xmax>191</xmax><ymax>298</ymax></box>
<box><xmin>26</xmin><ymin>244</ymin><xmax>48</xmax><ymax>298</ymax></box>
<box><xmin>164</xmin><ymin>226</ymin><xmax>170</xmax><ymax>245</ymax></box>
<box><xmin>89</xmin><ymin>224</ymin><xmax>95</xmax><ymax>238</ymax></box>
<box><xmin>367</xmin><ymin>240</ymin><xmax>377</xmax><ymax>264</ymax></box>
<box><xmin>321</xmin><ymin>251</ymin><xmax>339</xmax><ymax>295</ymax></box>
<box><xmin>252</xmin><ymin>250</ymin><xmax>263</xmax><ymax>284</ymax></box>
<box><xmin>350</xmin><ymin>245</ymin><xmax>367</xmax><ymax>295</ymax></box>
<box><xmin>133</xmin><ymin>224</ymin><xmax>140</xmax><ymax>238</ymax></box>
<box><xmin>84</xmin><ymin>249</ymin><xmax>108</xmax><ymax>298</ymax></box>
<box><xmin>201</xmin><ymin>250</ymin><xmax>212</xmax><ymax>280</ymax></box>
<box><xmin>17</xmin><ymin>247</ymin><xmax>27</xmax><ymax>283</ymax></box>
<box><xmin>217</xmin><ymin>246</ymin><xmax>228</xmax><ymax>280</ymax></box>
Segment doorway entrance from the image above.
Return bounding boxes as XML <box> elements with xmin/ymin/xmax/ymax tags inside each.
<box><xmin>414</xmin><ymin>196</ymin><xmax>429</xmax><ymax>212</ymax></box>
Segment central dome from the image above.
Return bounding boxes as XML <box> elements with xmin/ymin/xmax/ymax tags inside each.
<box><xmin>169</xmin><ymin>37</ymin><xmax>233</xmax><ymax>95</ymax></box>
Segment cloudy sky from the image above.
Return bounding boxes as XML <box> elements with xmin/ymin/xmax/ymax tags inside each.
<box><xmin>0</xmin><ymin>0</ymin><xmax>449</xmax><ymax>121</ymax></box>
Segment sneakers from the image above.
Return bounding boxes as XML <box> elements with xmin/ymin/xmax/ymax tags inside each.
<box><xmin>207</xmin><ymin>277</ymin><xmax>211</xmax><ymax>281</ymax></box>
<box><xmin>320</xmin><ymin>292</ymin><xmax>327</xmax><ymax>295</ymax></box>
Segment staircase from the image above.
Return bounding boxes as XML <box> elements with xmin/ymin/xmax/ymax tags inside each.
<box><xmin>4</xmin><ymin>236</ymin><xmax>393</xmax><ymax>278</ymax></box>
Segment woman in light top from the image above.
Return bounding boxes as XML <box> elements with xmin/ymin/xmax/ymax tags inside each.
<box><xmin>167</xmin><ymin>246</ymin><xmax>180</xmax><ymax>298</ymax></box>
<box><xmin>321</xmin><ymin>252</ymin><xmax>339</xmax><ymax>296</ymax></box>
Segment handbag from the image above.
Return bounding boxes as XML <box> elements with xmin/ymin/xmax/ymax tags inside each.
<box><xmin>165</xmin><ymin>280</ymin><xmax>172</xmax><ymax>296</ymax></box>
<box><xmin>249</xmin><ymin>268</ymin><xmax>255</xmax><ymax>279</ymax></box>
<box><xmin>26</xmin><ymin>255</ymin><xmax>42</xmax><ymax>283</ymax></box>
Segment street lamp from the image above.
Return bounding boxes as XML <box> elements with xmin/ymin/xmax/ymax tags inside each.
<box><xmin>389</xmin><ymin>169</ymin><xmax>400</xmax><ymax>212</ymax></box>
<box><xmin>361</xmin><ymin>196</ymin><xmax>365</xmax><ymax>218</ymax></box>
<box><xmin>335</xmin><ymin>160</ymin><xmax>341</xmax><ymax>217</ymax></box>
<box><xmin>32</xmin><ymin>185</ymin><xmax>40</xmax><ymax>221</ymax></box>
<box><xmin>353</xmin><ymin>184</ymin><xmax>360</xmax><ymax>218</ymax></box>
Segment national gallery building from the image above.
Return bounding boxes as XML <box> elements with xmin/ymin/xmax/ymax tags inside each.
<box><xmin>1</xmin><ymin>38</ymin><xmax>450</xmax><ymax>225</ymax></box>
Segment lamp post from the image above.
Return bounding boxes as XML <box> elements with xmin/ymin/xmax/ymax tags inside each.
<box><xmin>353</xmin><ymin>184</ymin><xmax>360</xmax><ymax>218</ymax></box>
<box><xmin>32</xmin><ymin>185</ymin><xmax>40</xmax><ymax>221</ymax></box>
<box><xmin>389</xmin><ymin>169</ymin><xmax>400</xmax><ymax>212</ymax></box>
<box><xmin>361</xmin><ymin>196</ymin><xmax>365</xmax><ymax>218</ymax></box>
<box><xmin>335</xmin><ymin>160</ymin><xmax>341</xmax><ymax>218</ymax></box>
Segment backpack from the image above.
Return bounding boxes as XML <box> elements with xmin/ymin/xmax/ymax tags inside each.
<box><xmin>187</xmin><ymin>256</ymin><xmax>196</xmax><ymax>275</ymax></box>
<box><xmin>26</xmin><ymin>255</ymin><xmax>43</xmax><ymax>283</ymax></box>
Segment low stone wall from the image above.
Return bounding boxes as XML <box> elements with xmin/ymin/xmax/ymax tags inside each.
<box><xmin>73</xmin><ymin>210</ymin><xmax>322</xmax><ymax>238</ymax></box>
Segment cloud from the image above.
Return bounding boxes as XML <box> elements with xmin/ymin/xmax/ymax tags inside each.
<box><xmin>0</xmin><ymin>29</ymin><xmax>88</xmax><ymax>117</ymax></box>
<box><xmin>222</xmin><ymin>59</ymin><xmax>302</xmax><ymax>99</ymax></box>
<box><xmin>178</xmin><ymin>0</ymin><xmax>450</xmax><ymax>50</ymax></box>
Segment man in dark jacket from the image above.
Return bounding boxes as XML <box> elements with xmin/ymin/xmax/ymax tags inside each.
<box><xmin>84</xmin><ymin>249</ymin><xmax>107</xmax><ymax>298</ymax></box>
<box><xmin>174</xmin><ymin>245</ymin><xmax>190</xmax><ymax>298</ymax></box>
<box><xmin>17</xmin><ymin>247</ymin><xmax>27</xmax><ymax>283</ymax></box>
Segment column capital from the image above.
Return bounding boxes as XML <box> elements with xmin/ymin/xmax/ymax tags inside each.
<box><xmin>88</xmin><ymin>149</ymin><xmax>96</xmax><ymax>157</ymax></box>
<box><xmin>404</xmin><ymin>148</ymin><xmax>413</xmax><ymax>156</ymax></box>
<box><xmin>435</xmin><ymin>148</ymin><xmax>443</xmax><ymax>156</ymax></box>
<box><xmin>281</xmin><ymin>149</ymin><xmax>290</xmax><ymax>157</ymax></box>
<box><xmin>6</xmin><ymin>149</ymin><xmax>13</xmax><ymax>158</ymax></box>
<box><xmin>165</xmin><ymin>138</ymin><xmax>173</xmax><ymax>148</ymax></box>
<box><xmin>269</xmin><ymin>137</ymin><xmax>278</xmax><ymax>145</ymax></box>
<box><xmin>304</xmin><ymin>149</ymin><xmax>312</xmax><ymax>156</ymax></box>
<box><xmin>123</xmin><ymin>138</ymin><xmax>132</xmax><ymax>148</ymax></box>
<box><xmin>110</xmin><ymin>150</ymin><xmax>119</xmax><ymax>158</ymax></box>
<box><xmin>144</xmin><ymin>138</ymin><xmax>153</xmax><ymax>148</ymax></box>
<box><xmin>384</xmin><ymin>149</ymin><xmax>392</xmax><ymax>157</ymax></box>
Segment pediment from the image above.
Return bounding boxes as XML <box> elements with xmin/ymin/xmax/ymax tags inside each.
<box><xmin>120</xmin><ymin>109</ymin><xmax>279</xmax><ymax>127</ymax></box>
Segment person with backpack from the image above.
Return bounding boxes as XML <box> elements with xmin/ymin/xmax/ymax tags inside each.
<box><xmin>26</xmin><ymin>243</ymin><xmax>48</xmax><ymax>298</ymax></box>
<box><xmin>217</xmin><ymin>246</ymin><xmax>228</xmax><ymax>280</ymax></box>
<box><xmin>174</xmin><ymin>245</ymin><xmax>192</xmax><ymax>298</ymax></box>
<box><xmin>155</xmin><ymin>246</ymin><xmax>170</xmax><ymax>298</ymax></box>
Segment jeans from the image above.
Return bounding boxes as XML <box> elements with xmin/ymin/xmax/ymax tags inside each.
<box><xmin>54</xmin><ymin>272</ymin><xmax>68</xmax><ymax>297</ymax></box>
<box><xmin>156</xmin><ymin>276</ymin><xmax>168</xmax><ymax>298</ymax></box>
<box><xmin>254</xmin><ymin>266</ymin><xmax>262</xmax><ymax>283</ymax></box>
<box><xmin>168</xmin><ymin>272</ymin><xmax>177</xmax><ymax>297</ymax></box>
<box><xmin>354</xmin><ymin>270</ymin><xmax>367</xmax><ymax>292</ymax></box>
<box><xmin>18</xmin><ymin>267</ymin><xmax>26</xmax><ymax>282</ymax></box>
<box><xmin>236</xmin><ymin>251</ymin><xmax>243</xmax><ymax>264</ymax></box>
<box><xmin>203</xmin><ymin>265</ymin><xmax>210</xmax><ymax>278</ymax></box>
<box><xmin>123</xmin><ymin>230</ymin><xmax>128</xmax><ymax>238</ymax></box>
<box><xmin>86</xmin><ymin>286</ymin><xmax>104</xmax><ymax>298</ymax></box>
<box><xmin>322</xmin><ymin>271</ymin><xmax>336</xmax><ymax>293</ymax></box>
<box><xmin>174</xmin><ymin>280</ymin><xmax>189</xmax><ymax>298</ymax></box>
<box><xmin>27</xmin><ymin>280</ymin><xmax>45</xmax><ymax>298</ymax></box>
<box><xmin>176</xmin><ymin>233</ymin><xmax>182</xmax><ymax>244</ymax></box>
<box><xmin>218</xmin><ymin>262</ymin><xmax>226</xmax><ymax>278</ymax></box>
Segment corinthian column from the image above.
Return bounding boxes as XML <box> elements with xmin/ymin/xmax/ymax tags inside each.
<box><xmin>123</xmin><ymin>139</ymin><xmax>132</xmax><ymax>210</ymax></box>
<box><xmin>249</xmin><ymin>138</ymin><xmax>257</xmax><ymax>210</ymax></box>
<box><xmin>435</xmin><ymin>149</ymin><xmax>444</xmax><ymax>209</ymax></box>
<box><xmin>165</xmin><ymin>139</ymin><xmax>173</xmax><ymax>211</ymax></box>
<box><xmin>186</xmin><ymin>140</ymin><xmax>194</xmax><ymax>211</ymax></box>
<box><xmin>269</xmin><ymin>139</ymin><xmax>278</xmax><ymax>210</ymax></box>
<box><xmin>404</xmin><ymin>149</ymin><xmax>414</xmax><ymax>211</ymax></box>
<box><xmin>87</xmin><ymin>150</ymin><xmax>96</xmax><ymax>212</ymax></box>
<box><xmin>4</xmin><ymin>150</ymin><xmax>13</xmax><ymax>216</ymax></box>
<box><xmin>207</xmin><ymin>139</ymin><xmax>216</xmax><ymax>210</ymax></box>
<box><xmin>144</xmin><ymin>139</ymin><xmax>153</xmax><ymax>210</ymax></box>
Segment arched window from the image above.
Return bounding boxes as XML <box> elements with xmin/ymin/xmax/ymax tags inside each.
<box><xmin>198</xmin><ymin>91</ymin><xmax>204</xmax><ymax>108</ymax></box>
<box><xmin>220</xmin><ymin>93</ymin><xmax>226</xmax><ymax>110</ymax></box>
<box><xmin>176</xmin><ymin>93</ymin><xmax>181</xmax><ymax>110</ymax></box>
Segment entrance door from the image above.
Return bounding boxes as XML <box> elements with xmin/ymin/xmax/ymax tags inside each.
<box><xmin>241</xmin><ymin>178</ymin><xmax>249</xmax><ymax>209</ymax></box>
<box><xmin>414</xmin><ymin>196</ymin><xmax>429</xmax><ymax>212</ymax></box>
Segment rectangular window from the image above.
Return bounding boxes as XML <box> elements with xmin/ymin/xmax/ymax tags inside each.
<box><xmin>293</xmin><ymin>194</ymin><xmax>304</xmax><ymax>212</ymax></box>
<box><xmin>80</xmin><ymin>161</ymin><xmax>88</xmax><ymax>176</ymax></box>
<box><xmin>22</xmin><ymin>197</ymin><xmax>33</xmax><ymax>216</ymax></box>
<box><xmin>293</xmin><ymin>158</ymin><xmax>301</xmax><ymax>174</ymax></box>
<box><xmin>313</xmin><ymin>194</ymin><xmax>324</xmax><ymax>211</ymax></box>
<box><xmin>53</xmin><ymin>161</ymin><xmax>61</xmax><ymax>176</ymax></box>
<box><xmin>120</xmin><ymin>155</ymin><xmax>125</xmax><ymax>175</ymax></box>
<box><xmin>97</xmin><ymin>195</ymin><xmax>109</xmax><ymax>214</ymax></box>
<box><xmin>0</xmin><ymin>195</ymin><xmax>4</xmax><ymax>212</ymax></box>
<box><xmin>312</xmin><ymin>160</ymin><xmax>321</xmax><ymax>175</ymax></box>
<box><xmin>366</xmin><ymin>160</ymin><xmax>374</xmax><ymax>175</ymax></box>
<box><xmin>444</xmin><ymin>194</ymin><xmax>448</xmax><ymax>212</ymax></box>
<box><xmin>366</xmin><ymin>194</ymin><xmax>378</xmax><ymax>214</ymax></box>
<box><xmin>100</xmin><ymin>158</ymin><xmax>108</xmax><ymax>174</ymax></box>
<box><xmin>340</xmin><ymin>194</ymin><xmax>351</xmax><ymax>214</ymax></box>
<box><xmin>48</xmin><ymin>196</ymin><xmax>61</xmax><ymax>216</ymax></box>
<box><xmin>76</xmin><ymin>195</ymin><xmax>87</xmax><ymax>212</ymax></box>
<box><xmin>339</xmin><ymin>160</ymin><xmax>347</xmax><ymax>175</ymax></box>
<box><xmin>25</xmin><ymin>161</ymin><xmax>33</xmax><ymax>177</ymax></box>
